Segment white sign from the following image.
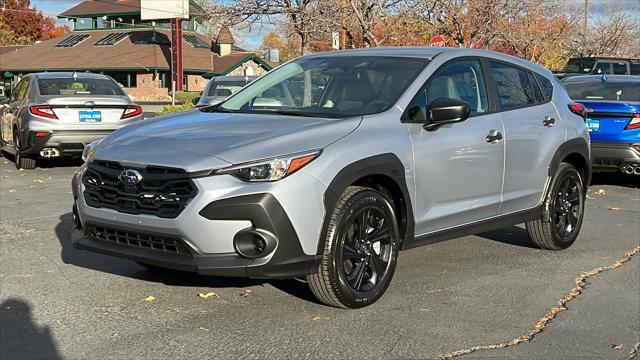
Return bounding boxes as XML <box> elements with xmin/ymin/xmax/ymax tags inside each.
<box><xmin>331</xmin><ymin>31</ymin><xmax>340</xmax><ymax>50</ymax></box>
<box><xmin>141</xmin><ymin>0</ymin><xmax>189</xmax><ymax>20</ymax></box>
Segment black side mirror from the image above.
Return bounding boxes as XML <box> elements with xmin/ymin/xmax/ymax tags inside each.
<box><xmin>191</xmin><ymin>97</ymin><xmax>200</xmax><ymax>105</ymax></box>
<box><xmin>424</xmin><ymin>98</ymin><xmax>471</xmax><ymax>131</ymax></box>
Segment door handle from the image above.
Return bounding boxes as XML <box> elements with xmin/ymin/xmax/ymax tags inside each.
<box><xmin>486</xmin><ymin>130</ymin><xmax>503</xmax><ymax>143</ymax></box>
<box><xmin>543</xmin><ymin>116</ymin><xmax>556</xmax><ymax>127</ymax></box>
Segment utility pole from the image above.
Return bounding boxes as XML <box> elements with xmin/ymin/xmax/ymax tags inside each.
<box><xmin>583</xmin><ymin>0</ymin><xmax>589</xmax><ymax>48</ymax></box>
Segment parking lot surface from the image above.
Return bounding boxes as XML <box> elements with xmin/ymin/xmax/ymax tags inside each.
<box><xmin>1</xmin><ymin>158</ymin><xmax>638</xmax><ymax>359</ymax></box>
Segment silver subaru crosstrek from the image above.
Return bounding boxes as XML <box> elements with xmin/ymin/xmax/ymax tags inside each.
<box><xmin>0</xmin><ymin>72</ymin><xmax>143</xmax><ymax>169</ymax></box>
<box><xmin>72</xmin><ymin>48</ymin><xmax>591</xmax><ymax>308</ymax></box>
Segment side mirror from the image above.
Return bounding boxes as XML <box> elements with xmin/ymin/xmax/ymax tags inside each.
<box><xmin>191</xmin><ymin>97</ymin><xmax>200</xmax><ymax>105</ymax></box>
<box><xmin>424</xmin><ymin>98</ymin><xmax>470</xmax><ymax>131</ymax></box>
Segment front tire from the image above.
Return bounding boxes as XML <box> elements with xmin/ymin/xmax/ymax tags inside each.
<box><xmin>307</xmin><ymin>186</ymin><xmax>400</xmax><ymax>308</ymax></box>
<box><xmin>526</xmin><ymin>163</ymin><xmax>585</xmax><ymax>250</ymax></box>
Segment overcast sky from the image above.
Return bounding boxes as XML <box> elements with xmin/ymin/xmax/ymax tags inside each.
<box><xmin>32</xmin><ymin>0</ymin><xmax>638</xmax><ymax>50</ymax></box>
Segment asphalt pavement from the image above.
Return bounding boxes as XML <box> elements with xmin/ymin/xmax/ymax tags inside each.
<box><xmin>1</xmin><ymin>156</ymin><xmax>638</xmax><ymax>360</ymax></box>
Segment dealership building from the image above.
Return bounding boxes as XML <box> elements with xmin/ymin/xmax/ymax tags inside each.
<box><xmin>0</xmin><ymin>0</ymin><xmax>272</xmax><ymax>101</ymax></box>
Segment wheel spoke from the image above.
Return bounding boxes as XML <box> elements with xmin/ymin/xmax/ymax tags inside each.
<box><xmin>567</xmin><ymin>189</ymin><xmax>580</xmax><ymax>203</ymax></box>
<box><xmin>357</xmin><ymin>209</ymin><xmax>369</xmax><ymax>240</ymax></box>
<box><xmin>369</xmin><ymin>254</ymin><xmax>387</xmax><ymax>281</ymax></box>
<box><xmin>342</xmin><ymin>244</ymin><xmax>360</xmax><ymax>260</ymax></box>
<box><xmin>366</xmin><ymin>222</ymin><xmax>389</xmax><ymax>243</ymax></box>
<box><xmin>349</xmin><ymin>262</ymin><xmax>366</xmax><ymax>290</ymax></box>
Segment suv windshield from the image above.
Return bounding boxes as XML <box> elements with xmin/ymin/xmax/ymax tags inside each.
<box><xmin>207</xmin><ymin>80</ymin><xmax>250</xmax><ymax>97</ymax></box>
<box><xmin>219</xmin><ymin>56</ymin><xmax>429</xmax><ymax>118</ymax></box>
<box><xmin>38</xmin><ymin>78</ymin><xmax>124</xmax><ymax>96</ymax></box>
<box><xmin>565</xmin><ymin>81</ymin><xmax>640</xmax><ymax>101</ymax></box>
<box><xmin>563</xmin><ymin>59</ymin><xmax>596</xmax><ymax>73</ymax></box>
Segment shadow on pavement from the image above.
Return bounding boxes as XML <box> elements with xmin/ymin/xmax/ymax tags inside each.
<box><xmin>476</xmin><ymin>225</ymin><xmax>537</xmax><ymax>248</ymax></box>
<box><xmin>591</xmin><ymin>172</ymin><xmax>639</xmax><ymax>188</ymax></box>
<box><xmin>0</xmin><ymin>298</ymin><xmax>62</xmax><ymax>360</ymax></box>
<box><xmin>54</xmin><ymin>213</ymin><xmax>320</xmax><ymax>304</ymax></box>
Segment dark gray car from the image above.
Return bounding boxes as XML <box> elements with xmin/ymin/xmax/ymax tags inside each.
<box><xmin>0</xmin><ymin>72</ymin><xmax>143</xmax><ymax>169</ymax></box>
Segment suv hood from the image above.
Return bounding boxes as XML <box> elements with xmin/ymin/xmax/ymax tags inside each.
<box><xmin>96</xmin><ymin>109</ymin><xmax>361</xmax><ymax>170</ymax></box>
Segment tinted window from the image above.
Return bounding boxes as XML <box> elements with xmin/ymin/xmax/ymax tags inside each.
<box><xmin>564</xmin><ymin>81</ymin><xmax>640</xmax><ymax>101</ymax></box>
<box><xmin>38</xmin><ymin>78</ymin><xmax>124</xmax><ymax>96</ymax></box>
<box><xmin>593</xmin><ymin>62</ymin><xmax>611</xmax><ymax>74</ymax></box>
<box><xmin>529</xmin><ymin>72</ymin><xmax>545</xmax><ymax>103</ymax></box>
<box><xmin>426</xmin><ymin>60</ymin><xmax>488</xmax><ymax>114</ymax></box>
<box><xmin>207</xmin><ymin>80</ymin><xmax>251</xmax><ymax>97</ymax></box>
<box><xmin>563</xmin><ymin>58</ymin><xmax>595</xmax><ymax>73</ymax></box>
<box><xmin>220</xmin><ymin>56</ymin><xmax>429</xmax><ymax>118</ymax></box>
<box><xmin>612</xmin><ymin>62</ymin><xmax>627</xmax><ymax>75</ymax></box>
<box><xmin>402</xmin><ymin>89</ymin><xmax>427</xmax><ymax>123</ymax></box>
<box><xmin>13</xmin><ymin>79</ymin><xmax>29</xmax><ymax>102</ymax></box>
<box><xmin>535</xmin><ymin>74</ymin><xmax>554</xmax><ymax>101</ymax></box>
<box><xmin>631</xmin><ymin>62</ymin><xmax>640</xmax><ymax>75</ymax></box>
<box><xmin>490</xmin><ymin>62</ymin><xmax>536</xmax><ymax>109</ymax></box>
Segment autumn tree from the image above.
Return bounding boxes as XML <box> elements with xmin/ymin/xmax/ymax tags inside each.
<box><xmin>0</xmin><ymin>0</ymin><xmax>69</xmax><ymax>45</ymax></box>
<box><xmin>260</xmin><ymin>31</ymin><xmax>298</xmax><ymax>62</ymax></box>
<box><xmin>571</xmin><ymin>11</ymin><xmax>640</xmax><ymax>58</ymax></box>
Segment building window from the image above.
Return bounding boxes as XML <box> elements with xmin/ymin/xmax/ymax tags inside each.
<box><xmin>104</xmin><ymin>72</ymin><xmax>137</xmax><ymax>88</ymax></box>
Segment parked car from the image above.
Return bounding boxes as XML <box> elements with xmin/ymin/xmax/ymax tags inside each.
<box><xmin>554</xmin><ymin>57</ymin><xmax>640</xmax><ymax>79</ymax></box>
<box><xmin>193</xmin><ymin>75</ymin><xmax>257</xmax><ymax>107</ymax></box>
<box><xmin>72</xmin><ymin>48</ymin><xmax>590</xmax><ymax>308</ymax></box>
<box><xmin>0</xmin><ymin>72</ymin><xmax>143</xmax><ymax>169</ymax></box>
<box><xmin>562</xmin><ymin>75</ymin><xmax>640</xmax><ymax>175</ymax></box>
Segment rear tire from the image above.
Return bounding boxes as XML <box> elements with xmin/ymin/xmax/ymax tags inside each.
<box><xmin>526</xmin><ymin>163</ymin><xmax>585</xmax><ymax>250</ymax></box>
<box><xmin>307</xmin><ymin>186</ymin><xmax>400</xmax><ymax>308</ymax></box>
<box><xmin>13</xmin><ymin>131</ymin><xmax>36</xmax><ymax>170</ymax></box>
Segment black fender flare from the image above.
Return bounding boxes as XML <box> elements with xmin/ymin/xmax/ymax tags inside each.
<box><xmin>548</xmin><ymin>138</ymin><xmax>591</xmax><ymax>187</ymax></box>
<box><xmin>317</xmin><ymin>153</ymin><xmax>415</xmax><ymax>254</ymax></box>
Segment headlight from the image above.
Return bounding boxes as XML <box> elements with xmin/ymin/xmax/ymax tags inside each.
<box><xmin>82</xmin><ymin>140</ymin><xmax>101</xmax><ymax>163</ymax></box>
<box><xmin>218</xmin><ymin>150</ymin><xmax>321</xmax><ymax>182</ymax></box>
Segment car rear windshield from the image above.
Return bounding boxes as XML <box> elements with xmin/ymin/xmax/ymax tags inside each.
<box><xmin>38</xmin><ymin>78</ymin><xmax>125</xmax><ymax>96</ymax></box>
<box><xmin>564</xmin><ymin>81</ymin><xmax>640</xmax><ymax>101</ymax></box>
<box><xmin>207</xmin><ymin>81</ymin><xmax>250</xmax><ymax>97</ymax></box>
<box><xmin>218</xmin><ymin>56</ymin><xmax>429</xmax><ymax>118</ymax></box>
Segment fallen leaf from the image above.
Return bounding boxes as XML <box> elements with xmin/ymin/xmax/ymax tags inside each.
<box><xmin>33</xmin><ymin>179</ymin><xmax>45</xmax><ymax>183</ymax></box>
<box><xmin>199</xmin><ymin>327</ymin><xmax>209</xmax><ymax>331</ymax></box>
<box><xmin>311</xmin><ymin>315</ymin><xmax>321</xmax><ymax>321</ymax></box>
<box><xmin>586</xmin><ymin>195</ymin><xmax>595</xmax><ymax>199</ymax></box>
<box><xmin>595</xmin><ymin>189</ymin><xmax>606</xmax><ymax>195</ymax></box>
<box><xmin>143</xmin><ymin>295</ymin><xmax>156</xmax><ymax>302</ymax></box>
<box><xmin>611</xmin><ymin>343</ymin><xmax>624</xmax><ymax>350</ymax></box>
<box><xmin>608</xmin><ymin>207</ymin><xmax>623</xmax><ymax>211</ymax></box>
<box><xmin>198</xmin><ymin>292</ymin><xmax>218</xmax><ymax>299</ymax></box>
<box><xmin>19</xmin><ymin>173</ymin><xmax>26</xmax><ymax>177</ymax></box>
<box><xmin>240</xmin><ymin>290</ymin><xmax>251</xmax><ymax>298</ymax></box>
<box><xmin>9</xmin><ymin>189</ymin><xmax>16</xmax><ymax>193</ymax></box>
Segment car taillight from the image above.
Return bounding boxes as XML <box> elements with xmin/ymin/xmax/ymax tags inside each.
<box><xmin>568</xmin><ymin>103</ymin><xmax>587</xmax><ymax>119</ymax></box>
<box><xmin>29</xmin><ymin>105</ymin><xmax>58</xmax><ymax>119</ymax></box>
<box><xmin>625</xmin><ymin>113</ymin><xmax>640</xmax><ymax>130</ymax></box>
<box><xmin>121</xmin><ymin>105</ymin><xmax>142</xmax><ymax>119</ymax></box>
<box><xmin>634</xmin><ymin>144</ymin><xmax>640</xmax><ymax>152</ymax></box>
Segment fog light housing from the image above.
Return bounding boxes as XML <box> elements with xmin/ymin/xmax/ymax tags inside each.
<box><xmin>233</xmin><ymin>229</ymin><xmax>277</xmax><ymax>259</ymax></box>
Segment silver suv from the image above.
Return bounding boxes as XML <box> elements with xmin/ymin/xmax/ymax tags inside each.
<box><xmin>71</xmin><ymin>48</ymin><xmax>591</xmax><ymax>308</ymax></box>
<box><xmin>0</xmin><ymin>72</ymin><xmax>142</xmax><ymax>169</ymax></box>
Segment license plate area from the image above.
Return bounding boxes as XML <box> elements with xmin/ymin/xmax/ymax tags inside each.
<box><xmin>586</xmin><ymin>118</ymin><xmax>599</xmax><ymax>132</ymax></box>
<box><xmin>79</xmin><ymin>110</ymin><xmax>102</xmax><ymax>122</ymax></box>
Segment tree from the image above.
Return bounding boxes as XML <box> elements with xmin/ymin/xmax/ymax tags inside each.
<box><xmin>0</xmin><ymin>0</ymin><xmax>69</xmax><ymax>45</ymax></box>
<box><xmin>571</xmin><ymin>11</ymin><xmax>639</xmax><ymax>58</ymax></box>
<box><xmin>260</xmin><ymin>31</ymin><xmax>297</xmax><ymax>62</ymax></box>
<box><xmin>209</xmin><ymin>0</ymin><xmax>326</xmax><ymax>55</ymax></box>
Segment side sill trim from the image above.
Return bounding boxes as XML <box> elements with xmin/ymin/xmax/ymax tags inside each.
<box><xmin>404</xmin><ymin>205</ymin><xmax>542</xmax><ymax>250</ymax></box>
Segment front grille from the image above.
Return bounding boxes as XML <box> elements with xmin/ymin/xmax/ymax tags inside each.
<box><xmin>86</xmin><ymin>224</ymin><xmax>192</xmax><ymax>255</ymax></box>
<box><xmin>82</xmin><ymin>160</ymin><xmax>198</xmax><ymax>218</ymax></box>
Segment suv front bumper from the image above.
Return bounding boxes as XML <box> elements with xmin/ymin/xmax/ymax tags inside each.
<box><xmin>72</xmin><ymin>168</ymin><xmax>325</xmax><ymax>278</ymax></box>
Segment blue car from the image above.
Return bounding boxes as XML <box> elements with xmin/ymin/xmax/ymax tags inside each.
<box><xmin>563</xmin><ymin>75</ymin><xmax>640</xmax><ymax>175</ymax></box>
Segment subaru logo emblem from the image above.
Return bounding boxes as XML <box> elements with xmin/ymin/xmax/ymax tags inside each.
<box><xmin>119</xmin><ymin>169</ymin><xmax>143</xmax><ymax>185</ymax></box>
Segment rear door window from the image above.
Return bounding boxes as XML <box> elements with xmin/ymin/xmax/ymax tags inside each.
<box><xmin>37</xmin><ymin>78</ymin><xmax>125</xmax><ymax>96</ymax></box>
<box><xmin>593</xmin><ymin>62</ymin><xmax>611</xmax><ymax>74</ymax></box>
<box><xmin>631</xmin><ymin>62</ymin><xmax>640</xmax><ymax>75</ymax></box>
<box><xmin>489</xmin><ymin>62</ymin><xmax>536</xmax><ymax>110</ymax></box>
<box><xmin>612</xmin><ymin>62</ymin><xmax>627</xmax><ymax>75</ymax></box>
<box><xmin>426</xmin><ymin>59</ymin><xmax>488</xmax><ymax>115</ymax></box>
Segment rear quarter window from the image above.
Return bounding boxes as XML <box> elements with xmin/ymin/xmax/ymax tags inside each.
<box><xmin>535</xmin><ymin>74</ymin><xmax>554</xmax><ymax>101</ymax></box>
<box><xmin>489</xmin><ymin>62</ymin><xmax>536</xmax><ymax>110</ymax></box>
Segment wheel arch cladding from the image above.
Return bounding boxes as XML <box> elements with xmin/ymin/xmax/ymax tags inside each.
<box><xmin>549</xmin><ymin>138</ymin><xmax>591</xmax><ymax>189</ymax></box>
<box><xmin>318</xmin><ymin>153</ymin><xmax>415</xmax><ymax>254</ymax></box>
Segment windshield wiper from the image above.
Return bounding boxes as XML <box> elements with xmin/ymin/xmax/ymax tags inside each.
<box><xmin>264</xmin><ymin>108</ymin><xmax>329</xmax><ymax>118</ymax></box>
